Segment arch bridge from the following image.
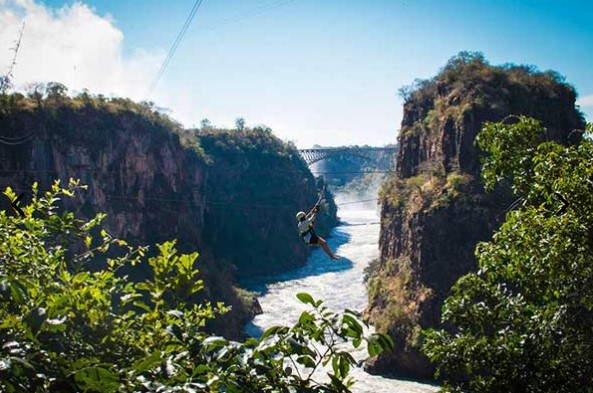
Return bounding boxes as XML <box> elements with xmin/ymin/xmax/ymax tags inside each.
<box><xmin>298</xmin><ymin>147</ymin><xmax>398</xmax><ymax>166</ymax></box>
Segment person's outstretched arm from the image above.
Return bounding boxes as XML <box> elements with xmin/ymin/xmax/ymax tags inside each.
<box><xmin>306</xmin><ymin>204</ymin><xmax>320</xmax><ymax>221</ymax></box>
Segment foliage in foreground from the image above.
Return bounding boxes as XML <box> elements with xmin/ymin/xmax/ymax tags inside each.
<box><xmin>0</xmin><ymin>180</ymin><xmax>393</xmax><ymax>392</ymax></box>
<box><xmin>422</xmin><ymin>118</ymin><xmax>593</xmax><ymax>392</ymax></box>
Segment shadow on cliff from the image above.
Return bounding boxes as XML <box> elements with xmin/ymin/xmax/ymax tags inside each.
<box><xmin>239</xmin><ymin>226</ymin><xmax>353</xmax><ymax>296</ymax></box>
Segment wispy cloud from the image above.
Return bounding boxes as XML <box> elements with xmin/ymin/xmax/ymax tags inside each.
<box><xmin>0</xmin><ymin>0</ymin><xmax>162</xmax><ymax>103</ymax></box>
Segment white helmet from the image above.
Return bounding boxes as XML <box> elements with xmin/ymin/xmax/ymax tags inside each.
<box><xmin>296</xmin><ymin>211</ymin><xmax>306</xmax><ymax>220</ymax></box>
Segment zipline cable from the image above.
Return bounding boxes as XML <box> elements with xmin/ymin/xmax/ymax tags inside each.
<box><xmin>311</xmin><ymin>170</ymin><xmax>395</xmax><ymax>174</ymax></box>
<box><xmin>4</xmin><ymin>185</ymin><xmax>380</xmax><ymax>210</ymax></box>
<box><xmin>0</xmin><ymin>131</ymin><xmax>37</xmax><ymax>145</ymax></box>
<box><xmin>0</xmin><ymin>129</ymin><xmax>37</xmax><ymax>142</ymax></box>
<box><xmin>149</xmin><ymin>0</ymin><xmax>205</xmax><ymax>94</ymax></box>
<box><xmin>148</xmin><ymin>0</ymin><xmax>302</xmax><ymax>94</ymax></box>
<box><xmin>0</xmin><ymin>167</ymin><xmax>394</xmax><ymax>176</ymax></box>
<box><xmin>338</xmin><ymin>198</ymin><xmax>378</xmax><ymax>206</ymax></box>
<box><xmin>343</xmin><ymin>222</ymin><xmax>381</xmax><ymax>226</ymax></box>
<box><xmin>191</xmin><ymin>0</ymin><xmax>297</xmax><ymax>33</ymax></box>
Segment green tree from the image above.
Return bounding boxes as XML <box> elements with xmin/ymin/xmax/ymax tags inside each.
<box><xmin>46</xmin><ymin>81</ymin><xmax>68</xmax><ymax>101</ymax></box>
<box><xmin>200</xmin><ymin>118</ymin><xmax>212</xmax><ymax>131</ymax></box>
<box><xmin>235</xmin><ymin>117</ymin><xmax>246</xmax><ymax>131</ymax></box>
<box><xmin>26</xmin><ymin>82</ymin><xmax>45</xmax><ymax>107</ymax></box>
<box><xmin>0</xmin><ymin>179</ymin><xmax>392</xmax><ymax>392</ymax></box>
<box><xmin>422</xmin><ymin>118</ymin><xmax>593</xmax><ymax>392</ymax></box>
<box><xmin>75</xmin><ymin>88</ymin><xmax>93</xmax><ymax>106</ymax></box>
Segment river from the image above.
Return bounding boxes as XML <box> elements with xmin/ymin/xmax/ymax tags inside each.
<box><xmin>242</xmin><ymin>191</ymin><xmax>439</xmax><ymax>393</ymax></box>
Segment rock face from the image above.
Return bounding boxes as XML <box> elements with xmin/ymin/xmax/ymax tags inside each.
<box><xmin>0</xmin><ymin>104</ymin><xmax>206</xmax><ymax>253</ymax></box>
<box><xmin>365</xmin><ymin>53</ymin><xmax>586</xmax><ymax>379</ymax></box>
<box><xmin>0</xmin><ymin>96</ymin><xmax>337</xmax><ymax>339</ymax></box>
<box><xmin>198</xmin><ymin>129</ymin><xmax>338</xmax><ymax>277</ymax></box>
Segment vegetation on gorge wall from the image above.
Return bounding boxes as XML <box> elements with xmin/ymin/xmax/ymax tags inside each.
<box><xmin>423</xmin><ymin>119</ymin><xmax>593</xmax><ymax>392</ymax></box>
<box><xmin>366</xmin><ymin>52</ymin><xmax>586</xmax><ymax>379</ymax></box>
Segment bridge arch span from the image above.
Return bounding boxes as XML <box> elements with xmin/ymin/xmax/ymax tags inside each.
<box><xmin>298</xmin><ymin>147</ymin><xmax>397</xmax><ymax>166</ymax></box>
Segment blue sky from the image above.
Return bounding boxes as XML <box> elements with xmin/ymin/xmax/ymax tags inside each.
<box><xmin>3</xmin><ymin>0</ymin><xmax>593</xmax><ymax>147</ymax></box>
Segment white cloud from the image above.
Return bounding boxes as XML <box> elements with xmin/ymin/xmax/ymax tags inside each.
<box><xmin>577</xmin><ymin>94</ymin><xmax>593</xmax><ymax>108</ymax></box>
<box><xmin>0</xmin><ymin>0</ymin><xmax>163</xmax><ymax>102</ymax></box>
<box><xmin>0</xmin><ymin>0</ymin><xmax>401</xmax><ymax>146</ymax></box>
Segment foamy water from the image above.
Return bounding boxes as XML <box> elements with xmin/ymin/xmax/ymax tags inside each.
<box><xmin>242</xmin><ymin>193</ymin><xmax>439</xmax><ymax>392</ymax></box>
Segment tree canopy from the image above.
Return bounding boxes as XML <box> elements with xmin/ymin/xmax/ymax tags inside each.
<box><xmin>422</xmin><ymin>118</ymin><xmax>593</xmax><ymax>392</ymax></box>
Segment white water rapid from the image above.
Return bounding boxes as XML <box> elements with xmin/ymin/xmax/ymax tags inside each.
<box><xmin>243</xmin><ymin>192</ymin><xmax>439</xmax><ymax>392</ymax></box>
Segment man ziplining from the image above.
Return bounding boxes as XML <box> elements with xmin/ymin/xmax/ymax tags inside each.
<box><xmin>296</xmin><ymin>193</ymin><xmax>339</xmax><ymax>260</ymax></box>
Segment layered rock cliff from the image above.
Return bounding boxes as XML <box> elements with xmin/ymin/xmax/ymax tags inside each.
<box><xmin>365</xmin><ymin>52</ymin><xmax>586</xmax><ymax>379</ymax></box>
<box><xmin>0</xmin><ymin>92</ymin><xmax>337</xmax><ymax>339</ymax></box>
<box><xmin>0</xmin><ymin>98</ymin><xmax>206</xmax><ymax>253</ymax></box>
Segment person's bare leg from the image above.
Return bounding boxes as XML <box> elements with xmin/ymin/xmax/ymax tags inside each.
<box><xmin>317</xmin><ymin>237</ymin><xmax>339</xmax><ymax>260</ymax></box>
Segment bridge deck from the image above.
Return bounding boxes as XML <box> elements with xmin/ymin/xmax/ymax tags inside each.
<box><xmin>298</xmin><ymin>147</ymin><xmax>398</xmax><ymax>165</ymax></box>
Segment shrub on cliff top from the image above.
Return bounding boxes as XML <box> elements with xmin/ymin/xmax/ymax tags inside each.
<box><xmin>0</xmin><ymin>179</ymin><xmax>392</xmax><ymax>392</ymax></box>
<box><xmin>398</xmin><ymin>51</ymin><xmax>581</xmax><ymax>120</ymax></box>
<box><xmin>0</xmin><ymin>86</ymin><xmax>199</xmax><ymax>159</ymax></box>
<box><xmin>422</xmin><ymin>119</ymin><xmax>593</xmax><ymax>392</ymax></box>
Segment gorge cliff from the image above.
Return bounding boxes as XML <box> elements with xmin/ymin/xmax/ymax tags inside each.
<box><xmin>0</xmin><ymin>91</ymin><xmax>338</xmax><ymax>339</ymax></box>
<box><xmin>365</xmin><ymin>52</ymin><xmax>586</xmax><ymax>379</ymax></box>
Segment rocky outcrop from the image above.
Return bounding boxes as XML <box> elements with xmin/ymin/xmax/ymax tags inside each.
<box><xmin>365</xmin><ymin>53</ymin><xmax>586</xmax><ymax>379</ymax></box>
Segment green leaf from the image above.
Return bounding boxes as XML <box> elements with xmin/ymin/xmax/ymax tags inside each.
<box><xmin>132</xmin><ymin>350</ymin><xmax>162</xmax><ymax>374</ymax></box>
<box><xmin>367</xmin><ymin>337</ymin><xmax>382</xmax><ymax>357</ymax></box>
<box><xmin>327</xmin><ymin>372</ymin><xmax>348</xmax><ymax>391</ymax></box>
<box><xmin>74</xmin><ymin>367</ymin><xmax>119</xmax><ymax>393</ymax></box>
<box><xmin>201</xmin><ymin>336</ymin><xmax>227</xmax><ymax>351</ymax></box>
<box><xmin>298</xmin><ymin>311</ymin><xmax>314</xmax><ymax>326</ymax></box>
<box><xmin>8</xmin><ymin>356</ymin><xmax>35</xmax><ymax>371</ymax></box>
<box><xmin>8</xmin><ymin>279</ymin><xmax>28</xmax><ymax>305</ymax></box>
<box><xmin>342</xmin><ymin>314</ymin><xmax>363</xmax><ymax>336</ymax></box>
<box><xmin>297</xmin><ymin>355</ymin><xmax>316</xmax><ymax>368</ymax></box>
<box><xmin>260</xmin><ymin>325</ymin><xmax>289</xmax><ymax>340</ymax></box>
<box><xmin>377</xmin><ymin>333</ymin><xmax>395</xmax><ymax>352</ymax></box>
<box><xmin>192</xmin><ymin>364</ymin><xmax>209</xmax><ymax>376</ymax></box>
<box><xmin>132</xmin><ymin>301</ymin><xmax>151</xmax><ymax>312</ymax></box>
<box><xmin>296</xmin><ymin>292</ymin><xmax>315</xmax><ymax>306</ymax></box>
<box><xmin>332</xmin><ymin>354</ymin><xmax>340</xmax><ymax>376</ymax></box>
<box><xmin>339</xmin><ymin>355</ymin><xmax>350</xmax><ymax>379</ymax></box>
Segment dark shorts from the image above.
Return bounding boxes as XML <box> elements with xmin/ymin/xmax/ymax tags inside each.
<box><xmin>308</xmin><ymin>232</ymin><xmax>319</xmax><ymax>245</ymax></box>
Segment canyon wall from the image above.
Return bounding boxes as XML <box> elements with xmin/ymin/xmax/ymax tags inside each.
<box><xmin>0</xmin><ymin>94</ymin><xmax>337</xmax><ymax>338</ymax></box>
